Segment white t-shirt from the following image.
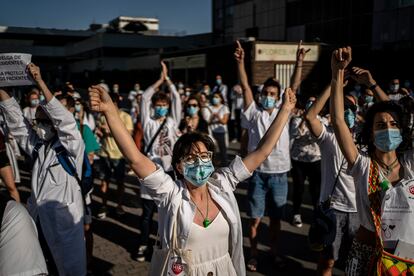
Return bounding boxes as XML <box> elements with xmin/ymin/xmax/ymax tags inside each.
<box><xmin>242</xmin><ymin>102</ymin><xmax>291</xmax><ymax>174</ymax></box>
<box><xmin>349</xmin><ymin>151</ymin><xmax>414</xmax><ymax>250</ymax></box>
<box><xmin>0</xmin><ymin>200</ymin><xmax>48</xmax><ymax>276</ymax></box>
<box><xmin>22</xmin><ymin>106</ymin><xmax>37</xmax><ymax>125</ymax></box>
<box><xmin>316</xmin><ymin>124</ymin><xmax>357</xmax><ymax>212</ymax></box>
<box><xmin>208</xmin><ymin>104</ymin><xmax>230</xmax><ymax>133</ymax></box>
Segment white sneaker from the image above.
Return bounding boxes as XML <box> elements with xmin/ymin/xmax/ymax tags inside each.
<box><xmin>135</xmin><ymin>245</ymin><xmax>147</xmax><ymax>262</ymax></box>
<box><xmin>292</xmin><ymin>214</ymin><xmax>303</xmax><ymax>228</ymax></box>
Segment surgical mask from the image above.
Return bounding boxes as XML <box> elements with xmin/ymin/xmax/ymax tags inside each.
<box><xmin>30</xmin><ymin>99</ymin><xmax>40</xmax><ymax>107</ymax></box>
<box><xmin>354</xmin><ymin>85</ymin><xmax>361</xmax><ymax>92</ymax></box>
<box><xmin>390</xmin><ymin>84</ymin><xmax>400</xmax><ymax>93</ymax></box>
<box><xmin>216</xmin><ymin>79</ymin><xmax>222</xmax><ymax>86</ymax></box>
<box><xmin>39</xmin><ymin>95</ymin><xmax>45</xmax><ymax>102</ymax></box>
<box><xmin>364</xmin><ymin>95</ymin><xmax>374</xmax><ymax>103</ymax></box>
<box><xmin>183</xmin><ymin>160</ymin><xmax>215</xmax><ymax>187</ymax></box>
<box><xmin>344</xmin><ymin>109</ymin><xmax>356</xmax><ymax>129</ymax></box>
<box><xmin>36</xmin><ymin>122</ymin><xmax>55</xmax><ymax>141</ymax></box>
<box><xmin>203</xmin><ymin>88</ymin><xmax>210</xmax><ymax>94</ymax></box>
<box><xmin>374</xmin><ymin>128</ymin><xmax>402</xmax><ymax>152</ymax></box>
<box><xmin>178</xmin><ymin>83</ymin><xmax>184</xmax><ymax>89</ymax></box>
<box><xmin>212</xmin><ymin>98</ymin><xmax>220</xmax><ymax>105</ymax></box>
<box><xmin>154</xmin><ymin>106</ymin><xmax>169</xmax><ymax>117</ymax></box>
<box><xmin>185</xmin><ymin>92</ymin><xmax>191</xmax><ymax>97</ymax></box>
<box><xmin>187</xmin><ymin>106</ymin><xmax>199</xmax><ymax>117</ymax></box>
<box><xmin>261</xmin><ymin>96</ymin><xmax>276</xmax><ymax>110</ymax></box>
<box><xmin>134</xmin><ymin>85</ymin><xmax>140</xmax><ymax>92</ymax></box>
<box><xmin>305</xmin><ymin>101</ymin><xmax>314</xmax><ymax>111</ymax></box>
<box><xmin>113</xmin><ymin>87</ymin><xmax>119</xmax><ymax>93</ymax></box>
<box><xmin>75</xmin><ymin>104</ymin><xmax>81</xmax><ymax>113</ymax></box>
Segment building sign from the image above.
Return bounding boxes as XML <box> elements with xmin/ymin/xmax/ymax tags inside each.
<box><xmin>165</xmin><ymin>54</ymin><xmax>206</xmax><ymax>70</ymax></box>
<box><xmin>255</xmin><ymin>43</ymin><xmax>319</xmax><ymax>62</ymax></box>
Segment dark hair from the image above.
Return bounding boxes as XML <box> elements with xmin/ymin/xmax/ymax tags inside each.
<box><xmin>357</xmin><ymin>101</ymin><xmax>411</xmax><ymax>155</ymax></box>
<box><xmin>151</xmin><ymin>92</ymin><xmax>171</xmax><ymax>106</ymax></box>
<box><xmin>56</xmin><ymin>94</ymin><xmax>75</xmax><ymax>109</ymax></box>
<box><xmin>184</xmin><ymin>96</ymin><xmax>200</xmax><ymax>114</ymax></box>
<box><xmin>262</xmin><ymin>77</ymin><xmax>281</xmax><ymax>98</ymax></box>
<box><xmin>172</xmin><ymin>132</ymin><xmax>215</xmax><ymax>179</ymax></box>
<box><xmin>212</xmin><ymin>91</ymin><xmax>224</xmax><ymax>104</ymax></box>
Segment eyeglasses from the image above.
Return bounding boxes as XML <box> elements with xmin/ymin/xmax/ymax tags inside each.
<box><xmin>182</xmin><ymin>151</ymin><xmax>213</xmax><ymax>165</ymax></box>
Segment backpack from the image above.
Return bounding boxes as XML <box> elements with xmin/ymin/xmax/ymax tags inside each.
<box><xmin>32</xmin><ymin>139</ymin><xmax>93</xmax><ymax>197</ymax></box>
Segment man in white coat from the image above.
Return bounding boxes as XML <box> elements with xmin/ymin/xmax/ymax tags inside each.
<box><xmin>0</xmin><ymin>63</ymin><xmax>86</xmax><ymax>276</ymax></box>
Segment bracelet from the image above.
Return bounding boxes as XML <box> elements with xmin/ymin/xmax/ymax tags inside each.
<box><xmin>369</xmin><ymin>83</ymin><xmax>378</xmax><ymax>90</ymax></box>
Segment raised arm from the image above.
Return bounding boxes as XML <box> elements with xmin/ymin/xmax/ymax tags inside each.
<box><xmin>0</xmin><ymin>89</ymin><xmax>38</xmax><ymax>155</ymax></box>
<box><xmin>330</xmin><ymin>47</ymin><xmax>358</xmax><ymax>166</ymax></box>
<box><xmin>27</xmin><ymin>63</ymin><xmax>84</xmax><ymax>158</ymax></box>
<box><xmin>235</xmin><ymin>41</ymin><xmax>254</xmax><ymax>110</ymax></box>
<box><xmin>242</xmin><ymin>88</ymin><xmax>296</xmax><ymax>173</ymax></box>
<box><xmin>305</xmin><ymin>85</ymin><xmax>331</xmax><ymax>137</ymax></box>
<box><xmin>163</xmin><ymin>61</ymin><xmax>182</xmax><ymax>124</ymax></box>
<box><xmin>350</xmin><ymin>67</ymin><xmax>389</xmax><ymax>102</ymax></box>
<box><xmin>140</xmin><ymin>63</ymin><xmax>165</xmax><ymax>126</ymax></box>
<box><xmin>89</xmin><ymin>85</ymin><xmax>156</xmax><ymax>179</ymax></box>
<box><xmin>290</xmin><ymin>41</ymin><xmax>310</xmax><ymax>93</ymax></box>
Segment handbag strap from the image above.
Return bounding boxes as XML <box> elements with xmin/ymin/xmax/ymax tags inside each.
<box><xmin>144</xmin><ymin>118</ymin><xmax>167</xmax><ymax>155</ymax></box>
<box><xmin>368</xmin><ymin>161</ymin><xmax>383</xmax><ymax>246</ymax></box>
<box><xmin>328</xmin><ymin>157</ymin><xmax>346</xmax><ymax>200</ymax></box>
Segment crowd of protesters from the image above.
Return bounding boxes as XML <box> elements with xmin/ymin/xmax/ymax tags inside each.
<box><xmin>0</xmin><ymin>41</ymin><xmax>413</xmax><ymax>276</ymax></box>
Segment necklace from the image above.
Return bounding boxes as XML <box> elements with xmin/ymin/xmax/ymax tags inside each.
<box><xmin>374</xmin><ymin>157</ymin><xmax>399</xmax><ymax>176</ymax></box>
<box><xmin>192</xmin><ymin>188</ymin><xmax>211</xmax><ymax>228</ymax></box>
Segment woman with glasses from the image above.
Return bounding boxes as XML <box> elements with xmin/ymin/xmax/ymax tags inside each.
<box><xmin>179</xmin><ymin>95</ymin><xmax>208</xmax><ymax>134</ymax></box>
<box><xmin>89</xmin><ymin>83</ymin><xmax>296</xmax><ymax>275</ymax></box>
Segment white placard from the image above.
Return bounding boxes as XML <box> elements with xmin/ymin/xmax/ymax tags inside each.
<box><xmin>0</xmin><ymin>53</ymin><xmax>34</xmax><ymax>87</ymax></box>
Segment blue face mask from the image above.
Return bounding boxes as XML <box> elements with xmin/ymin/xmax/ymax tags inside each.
<box><xmin>344</xmin><ymin>109</ymin><xmax>356</xmax><ymax>129</ymax></box>
<box><xmin>261</xmin><ymin>96</ymin><xmax>276</xmax><ymax>110</ymax></box>
<box><xmin>75</xmin><ymin>104</ymin><xmax>81</xmax><ymax>113</ymax></box>
<box><xmin>216</xmin><ymin>79</ymin><xmax>222</xmax><ymax>86</ymax></box>
<box><xmin>187</xmin><ymin>106</ymin><xmax>199</xmax><ymax>117</ymax></box>
<box><xmin>30</xmin><ymin>99</ymin><xmax>40</xmax><ymax>107</ymax></box>
<box><xmin>374</xmin><ymin>129</ymin><xmax>402</xmax><ymax>152</ymax></box>
<box><xmin>39</xmin><ymin>95</ymin><xmax>45</xmax><ymax>102</ymax></box>
<box><xmin>212</xmin><ymin>97</ymin><xmax>220</xmax><ymax>105</ymax></box>
<box><xmin>183</xmin><ymin>160</ymin><xmax>215</xmax><ymax>187</ymax></box>
<box><xmin>154</xmin><ymin>106</ymin><xmax>169</xmax><ymax>117</ymax></box>
<box><xmin>364</xmin><ymin>96</ymin><xmax>374</xmax><ymax>103</ymax></box>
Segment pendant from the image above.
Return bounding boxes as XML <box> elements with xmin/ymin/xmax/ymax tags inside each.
<box><xmin>203</xmin><ymin>218</ymin><xmax>211</xmax><ymax>228</ymax></box>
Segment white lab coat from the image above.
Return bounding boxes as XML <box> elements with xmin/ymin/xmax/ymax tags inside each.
<box><xmin>0</xmin><ymin>97</ymin><xmax>86</xmax><ymax>276</ymax></box>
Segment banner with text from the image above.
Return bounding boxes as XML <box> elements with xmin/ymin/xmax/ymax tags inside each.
<box><xmin>0</xmin><ymin>53</ymin><xmax>34</xmax><ymax>87</ymax></box>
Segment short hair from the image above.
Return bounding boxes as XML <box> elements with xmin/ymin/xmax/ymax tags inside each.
<box><xmin>262</xmin><ymin>77</ymin><xmax>281</xmax><ymax>97</ymax></box>
<box><xmin>172</xmin><ymin>132</ymin><xmax>216</xmax><ymax>179</ymax></box>
<box><xmin>151</xmin><ymin>92</ymin><xmax>171</xmax><ymax>106</ymax></box>
<box><xmin>56</xmin><ymin>94</ymin><xmax>75</xmax><ymax>109</ymax></box>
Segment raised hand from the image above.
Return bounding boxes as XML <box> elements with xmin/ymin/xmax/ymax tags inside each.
<box><xmin>282</xmin><ymin>88</ymin><xmax>297</xmax><ymax>111</ymax></box>
<box><xmin>296</xmin><ymin>40</ymin><xmax>311</xmax><ymax>62</ymax></box>
<box><xmin>234</xmin><ymin>40</ymin><xmax>245</xmax><ymax>64</ymax></box>
<box><xmin>88</xmin><ymin>85</ymin><xmax>116</xmax><ymax>113</ymax></box>
<box><xmin>350</xmin><ymin>67</ymin><xmax>375</xmax><ymax>87</ymax></box>
<box><xmin>27</xmin><ymin>63</ymin><xmax>42</xmax><ymax>83</ymax></box>
<box><xmin>161</xmin><ymin>61</ymin><xmax>168</xmax><ymax>80</ymax></box>
<box><xmin>331</xmin><ymin>47</ymin><xmax>352</xmax><ymax>71</ymax></box>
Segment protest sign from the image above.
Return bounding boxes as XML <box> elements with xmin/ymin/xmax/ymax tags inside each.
<box><xmin>0</xmin><ymin>53</ymin><xmax>34</xmax><ymax>87</ymax></box>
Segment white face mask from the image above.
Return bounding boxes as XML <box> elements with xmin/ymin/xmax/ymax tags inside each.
<box><xmin>36</xmin><ymin>122</ymin><xmax>55</xmax><ymax>141</ymax></box>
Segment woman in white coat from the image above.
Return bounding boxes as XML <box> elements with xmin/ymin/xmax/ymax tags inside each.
<box><xmin>0</xmin><ymin>63</ymin><xmax>86</xmax><ymax>276</ymax></box>
<box><xmin>89</xmin><ymin>80</ymin><xmax>296</xmax><ymax>275</ymax></box>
